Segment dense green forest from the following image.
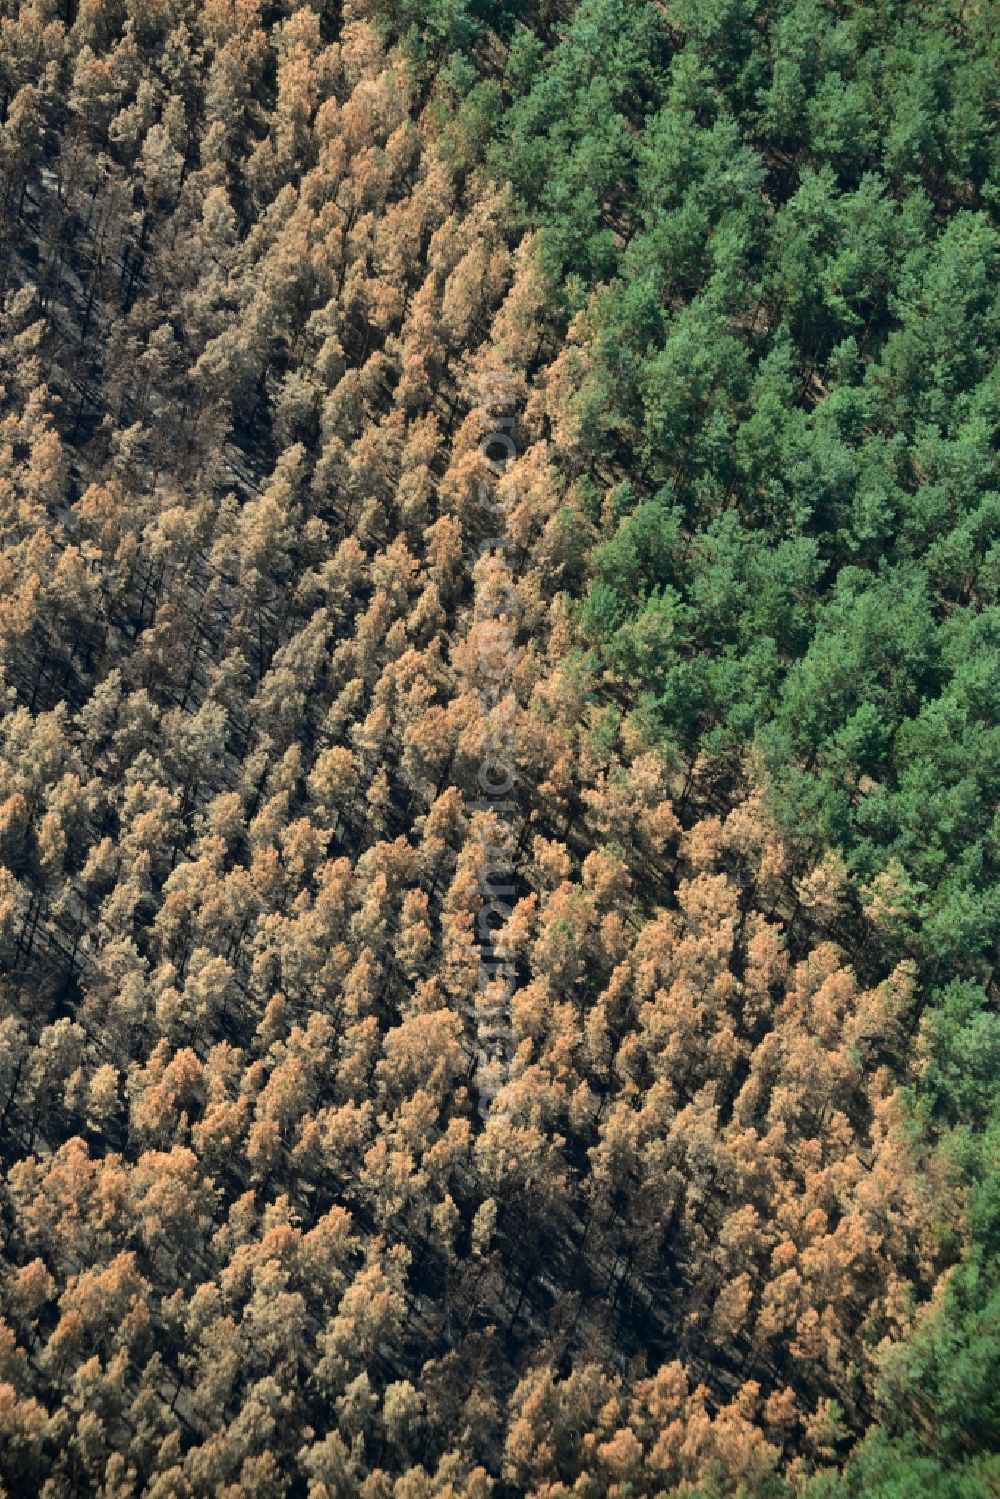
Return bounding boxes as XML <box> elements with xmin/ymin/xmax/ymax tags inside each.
<box><xmin>0</xmin><ymin>0</ymin><xmax>997</xmax><ymax>1493</ymax></box>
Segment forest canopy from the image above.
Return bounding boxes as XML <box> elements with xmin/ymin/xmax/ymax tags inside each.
<box><xmin>0</xmin><ymin>0</ymin><xmax>997</xmax><ymax>1495</ymax></box>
